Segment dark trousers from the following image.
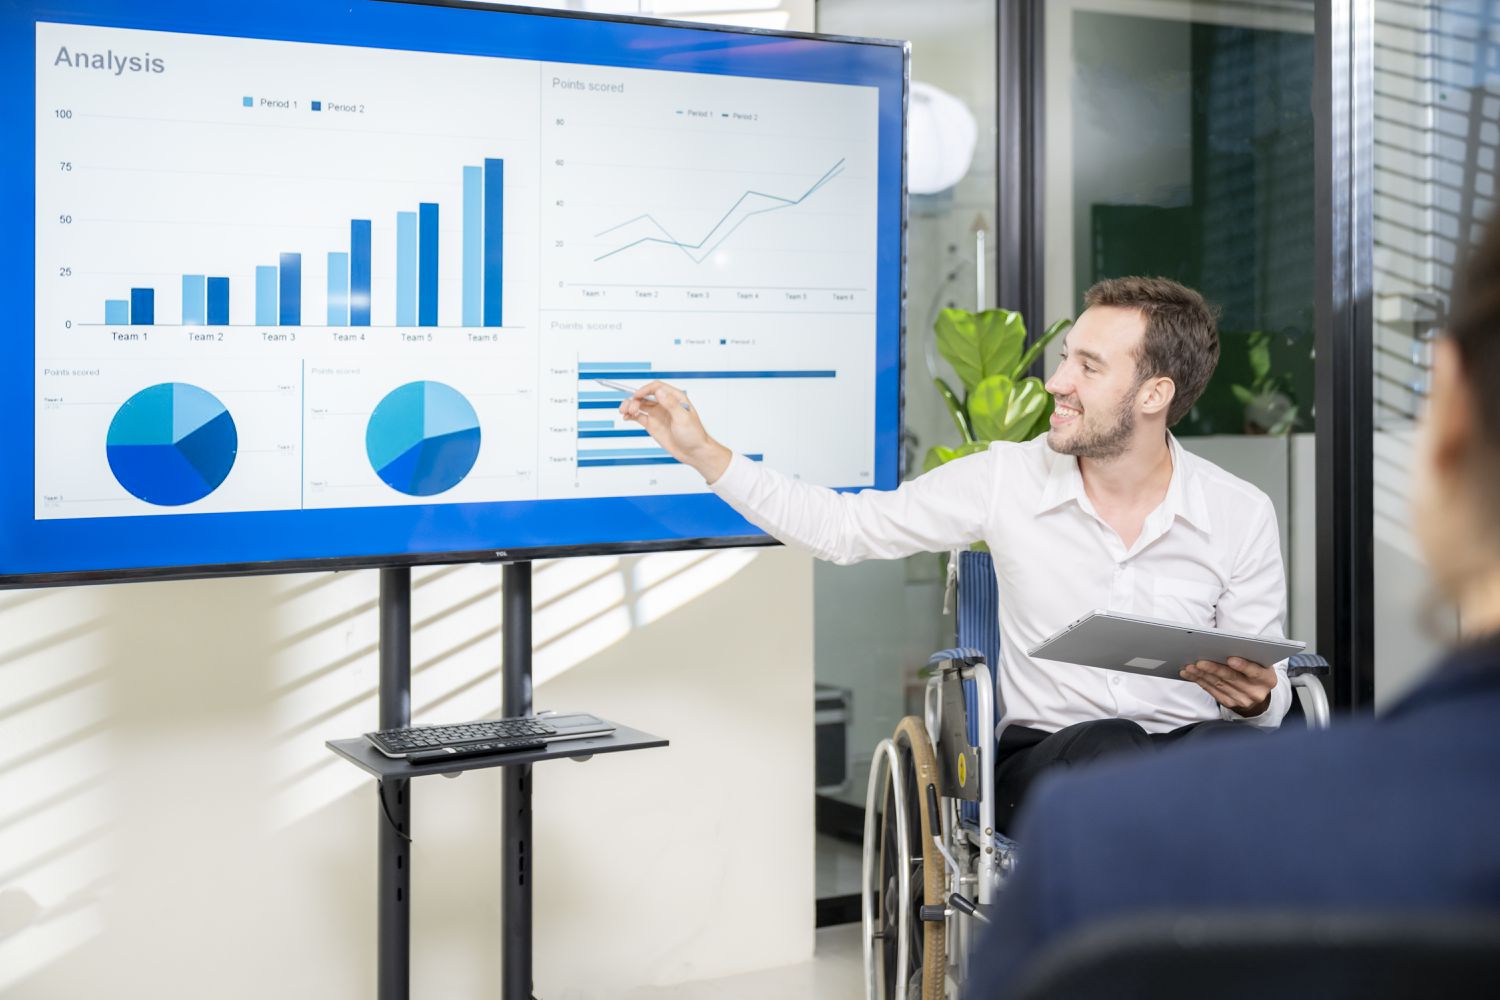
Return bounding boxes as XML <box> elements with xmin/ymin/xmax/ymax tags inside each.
<box><xmin>993</xmin><ymin>718</ymin><xmax>1260</xmax><ymax>833</ymax></box>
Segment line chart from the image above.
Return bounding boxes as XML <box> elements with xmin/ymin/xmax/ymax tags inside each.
<box><xmin>591</xmin><ymin>159</ymin><xmax>846</xmax><ymax>264</ymax></box>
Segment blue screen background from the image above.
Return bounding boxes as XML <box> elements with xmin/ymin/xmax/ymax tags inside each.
<box><xmin>0</xmin><ymin>0</ymin><xmax>906</xmax><ymax>584</ymax></box>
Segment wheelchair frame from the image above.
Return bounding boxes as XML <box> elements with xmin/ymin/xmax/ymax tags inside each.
<box><xmin>861</xmin><ymin>648</ymin><xmax>1331</xmax><ymax>1000</ymax></box>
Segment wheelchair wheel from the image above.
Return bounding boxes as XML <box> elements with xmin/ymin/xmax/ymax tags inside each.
<box><xmin>866</xmin><ymin>718</ymin><xmax>948</xmax><ymax>1000</ymax></box>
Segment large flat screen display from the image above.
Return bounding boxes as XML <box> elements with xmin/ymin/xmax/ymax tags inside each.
<box><xmin>0</xmin><ymin>0</ymin><xmax>907</xmax><ymax>586</ymax></box>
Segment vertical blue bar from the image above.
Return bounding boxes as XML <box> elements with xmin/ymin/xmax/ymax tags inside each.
<box><xmin>256</xmin><ymin>266</ymin><xmax>278</xmax><ymax>326</ymax></box>
<box><xmin>462</xmin><ymin>165</ymin><xmax>482</xmax><ymax>326</ymax></box>
<box><xmin>279</xmin><ymin>252</ymin><xmax>301</xmax><ymax>327</ymax></box>
<box><xmin>483</xmin><ymin>158</ymin><xmax>503</xmax><ymax>327</ymax></box>
<box><xmin>129</xmin><ymin>288</ymin><xmax>154</xmax><ymax>325</ymax></box>
<box><xmin>350</xmin><ymin>219</ymin><xmax>371</xmax><ymax>326</ymax></box>
<box><xmin>105</xmin><ymin>299</ymin><xmax>129</xmax><ymax>324</ymax></box>
<box><xmin>418</xmin><ymin>202</ymin><xmax>438</xmax><ymax>327</ymax></box>
<box><xmin>396</xmin><ymin>211</ymin><xmax>417</xmax><ymax>326</ymax></box>
<box><xmin>206</xmin><ymin>277</ymin><xmax>229</xmax><ymax>325</ymax></box>
<box><xmin>181</xmin><ymin>275</ymin><xmax>206</xmax><ymax>325</ymax></box>
<box><xmin>327</xmin><ymin>252</ymin><xmax>349</xmax><ymax>326</ymax></box>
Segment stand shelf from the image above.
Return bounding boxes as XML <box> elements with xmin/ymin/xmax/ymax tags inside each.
<box><xmin>326</xmin><ymin>722</ymin><xmax>667</xmax><ymax>781</ymax></box>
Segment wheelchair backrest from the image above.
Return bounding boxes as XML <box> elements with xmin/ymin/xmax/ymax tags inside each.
<box><xmin>956</xmin><ymin>549</ymin><xmax>1002</xmax><ymax>672</ymax></box>
<box><xmin>956</xmin><ymin>549</ymin><xmax>1001</xmax><ymax>827</ymax></box>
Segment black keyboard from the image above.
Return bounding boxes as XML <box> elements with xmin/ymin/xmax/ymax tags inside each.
<box><xmin>366</xmin><ymin>717</ymin><xmax>559</xmax><ymax>762</ymax></box>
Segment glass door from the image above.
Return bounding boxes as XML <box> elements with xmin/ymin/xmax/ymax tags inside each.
<box><xmin>1369</xmin><ymin>0</ymin><xmax>1493</xmax><ymax>701</ymax></box>
<box><xmin>1042</xmin><ymin>0</ymin><xmax>1321</xmax><ymax>651</ymax></box>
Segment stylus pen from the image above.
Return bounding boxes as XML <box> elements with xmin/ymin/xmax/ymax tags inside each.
<box><xmin>590</xmin><ymin>377</ymin><xmax>692</xmax><ymax>411</ymax></box>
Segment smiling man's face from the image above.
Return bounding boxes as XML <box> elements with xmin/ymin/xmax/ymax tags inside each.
<box><xmin>1043</xmin><ymin>305</ymin><xmax>1150</xmax><ymax>460</ymax></box>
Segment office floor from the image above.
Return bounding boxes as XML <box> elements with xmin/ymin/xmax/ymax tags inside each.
<box><xmin>621</xmin><ymin>922</ymin><xmax>862</xmax><ymax>1000</ymax></box>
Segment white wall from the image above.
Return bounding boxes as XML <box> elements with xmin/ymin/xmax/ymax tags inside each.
<box><xmin>0</xmin><ymin>547</ymin><xmax>814</xmax><ymax>998</ymax></box>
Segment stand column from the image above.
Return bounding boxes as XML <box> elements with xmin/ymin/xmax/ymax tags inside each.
<box><xmin>378</xmin><ymin>567</ymin><xmax>412</xmax><ymax>1000</ymax></box>
<box><xmin>501</xmin><ymin>561</ymin><xmax>534</xmax><ymax>1000</ymax></box>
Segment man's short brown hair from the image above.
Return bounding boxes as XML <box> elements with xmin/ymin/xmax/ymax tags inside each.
<box><xmin>1083</xmin><ymin>276</ymin><xmax>1220</xmax><ymax>426</ymax></box>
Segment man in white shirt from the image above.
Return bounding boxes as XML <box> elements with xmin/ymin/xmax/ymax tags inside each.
<box><xmin>621</xmin><ymin>276</ymin><xmax>1291</xmax><ymax>828</ymax></box>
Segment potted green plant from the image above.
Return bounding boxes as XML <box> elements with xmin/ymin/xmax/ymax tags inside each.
<box><xmin>925</xmin><ymin>307</ymin><xmax>1073</xmax><ymax>472</ymax></box>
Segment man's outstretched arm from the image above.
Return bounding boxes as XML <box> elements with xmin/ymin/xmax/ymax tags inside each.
<box><xmin>621</xmin><ymin>380</ymin><xmax>994</xmax><ymax>564</ymax></box>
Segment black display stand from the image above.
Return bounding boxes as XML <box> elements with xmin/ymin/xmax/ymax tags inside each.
<box><xmin>326</xmin><ymin>562</ymin><xmax>668</xmax><ymax>1000</ymax></box>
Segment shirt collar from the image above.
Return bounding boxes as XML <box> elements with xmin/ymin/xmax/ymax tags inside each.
<box><xmin>1034</xmin><ymin>433</ymin><xmax>1213</xmax><ymax>534</ymax></box>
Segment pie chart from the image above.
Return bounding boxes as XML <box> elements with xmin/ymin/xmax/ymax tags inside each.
<box><xmin>365</xmin><ymin>381</ymin><xmax>482</xmax><ymax>496</ymax></box>
<box><xmin>106</xmin><ymin>382</ymin><xmax>238</xmax><ymax>506</ymax></box>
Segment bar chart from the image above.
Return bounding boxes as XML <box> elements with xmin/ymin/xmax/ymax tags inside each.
<box><xmin>93</xmin><ymin>158</ymin><xmax>508</xmax><ymax>330</ymax></box>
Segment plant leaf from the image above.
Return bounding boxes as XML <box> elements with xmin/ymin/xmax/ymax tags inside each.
<box><xmin>1008</xmin><ymin>374</ymin><xmax>1056</xmax><ymax>440</ymax></box>
<box><xmin>1023</xmin><ymin>381</ymin><xmax>1056</xmax><ymax>441</ymax></box>
<box><xmin>1001</xmin><ymin>378</ymin><xmax>1052</xmax><ymax>441</ymax></box>
<box><xmin>1248</xmin><ymin>337</ymin><xmax>1271</xmax><ymax>383</ymax></box>
<box><xmin>967</xmin><ymin>374</ymin><xmax>1015</xmax><ymax>441</ymax></box>
<box><xmin>933</xmin><ymin>377</ymin><xmax>973</xmax><ymax>444</ymax></box>
<box><xmin>1013</xmin><ymin>316</ymin><xmax>1074</xmax><ymax>379</ymax></box>
<box><xmin>1230</xmin><ymin>384</ymin><xmax>1257</xmax><ymax>406</ymax></box>
<box><xmin>969</xmin><ymin>375</ymin><xmax>1054</xmax><ymax>442</ymax></box>
<box><xmin>934</xmin><ymin>308</ymin><xmax>1026</xmax><ymax>392</ymax></box>
<box><xmin>1269</xmin><ymin>406</ymin><xmax>1299</xmax><ymax>436</ymax></box>
<box><xmin>923</xmin><ymin>440</ymin><xmax>989</xmax><ymax>473</ymax></box>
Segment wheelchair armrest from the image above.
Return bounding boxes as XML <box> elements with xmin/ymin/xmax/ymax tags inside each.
<box><xmin>1286</xmin><ymin>653</ymin><xmax>1329</xmax><ymax>678</ymax></box>
<box><xmin>1289</xmin><ymin>670</ymin><xmax>1332</xmax><ymax>730</ymax></box>
<box><xmin>928</xmin><ymin>647</ymin><xmax>987</xmax><ymax>668</ymax></box>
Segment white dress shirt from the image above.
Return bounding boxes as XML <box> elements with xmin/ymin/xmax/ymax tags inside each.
<box><xmin>710</xmin><ymin>433</ymin><xmax>1291</xmax><ymax>734</ymax></box>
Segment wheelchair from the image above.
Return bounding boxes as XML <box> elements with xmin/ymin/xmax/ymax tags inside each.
<box><xmin>861</xmin><ymin>643</ymin><xmax>1333</xmax><ymax>1000</ymax></box>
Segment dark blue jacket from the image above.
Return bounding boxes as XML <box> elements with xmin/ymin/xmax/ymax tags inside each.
<box><xmin>963</xmin><ymin>636</ymin><xmax>1500</xmax><ymax>1000</ymax></box>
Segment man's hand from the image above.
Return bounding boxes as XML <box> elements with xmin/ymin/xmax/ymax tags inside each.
<box><xmin>619</xmin><ymin>380</ymin><xmax>732</xmax><ymax>483</ymax></box>
<box><xmin>1180</xmin><ymin>657</ymin><xmax>1275</xmax><ymax>717</ymax></box>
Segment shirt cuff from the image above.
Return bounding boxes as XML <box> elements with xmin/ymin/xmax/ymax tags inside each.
<box><xmin>1219</xmin><ymin>700</ymin><xmax>1272</xmax><ymax>725</ymax></box>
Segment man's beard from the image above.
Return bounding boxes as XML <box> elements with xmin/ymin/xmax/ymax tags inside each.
<box><xmin>1048</xmin><ymin>387</ymin><xmax>1137</xmax><ymax>460</ymax></box>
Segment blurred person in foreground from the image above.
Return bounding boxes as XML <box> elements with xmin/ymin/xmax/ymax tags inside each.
<box><xmin>962</xmin><ymin>211</ymin><xmax>1500</xmax><ymax>998</ymax></box>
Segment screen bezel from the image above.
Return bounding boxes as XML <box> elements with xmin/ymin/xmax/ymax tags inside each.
<box><xmin>2</xmin><ymin>0</ymin><xmax>909</xmax><ymax>589</ymax></box>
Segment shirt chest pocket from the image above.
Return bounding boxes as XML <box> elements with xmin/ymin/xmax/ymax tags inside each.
<box><xmin>1151</xmin><ymin>575</ymin><xmax>1221</xmax><ymax>627</ymax></box>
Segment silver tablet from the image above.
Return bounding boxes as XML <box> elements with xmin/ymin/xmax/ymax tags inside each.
<box><xmin>1026</xmin><ymin>610</ymin><xmax>1306</xmax><ymax>681</ymax></box>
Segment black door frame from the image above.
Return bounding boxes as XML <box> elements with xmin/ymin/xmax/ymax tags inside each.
<box><xmin>1313</xmin><ymin>0</ymin><xmax>1376</xmax><ymax>711</ymax></box>
<box><xmin>996</xmin><ymin>0</ymin><xmax>1047</xmax><ymax>351</ymax></box>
